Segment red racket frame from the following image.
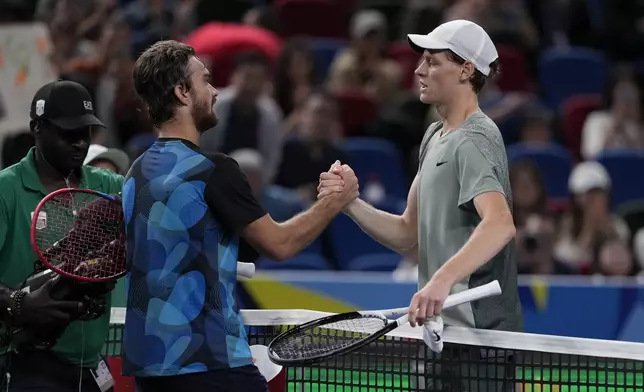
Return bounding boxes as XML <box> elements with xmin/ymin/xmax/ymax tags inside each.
<box><xmin>30</xmin><ymin>188</ymin><xmax>126</xmax><ymax>283</ymax></box>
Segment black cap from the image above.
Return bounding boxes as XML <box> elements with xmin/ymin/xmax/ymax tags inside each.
<box><xmin>30</xmin><ymin>80</ymin><xmax>105</xmax><ymax>130</ymax></box>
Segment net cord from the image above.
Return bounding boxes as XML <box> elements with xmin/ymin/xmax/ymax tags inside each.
<box><xmin>110</xmin><ymin>308</ymin><xmax>644</xmax><ymax>362</ymax></box>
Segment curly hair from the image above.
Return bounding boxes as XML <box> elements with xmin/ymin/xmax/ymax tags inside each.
<box><xmin>132</xmin><ymin>40</ymin><xmax>196</xmax><ymax>127</ymax></box>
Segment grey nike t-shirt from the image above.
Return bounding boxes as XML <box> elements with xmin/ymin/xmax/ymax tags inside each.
<box><xmin>417</xmin><ymin>111</ymin><xmax>523</xmax><ymax>332</ymax></box>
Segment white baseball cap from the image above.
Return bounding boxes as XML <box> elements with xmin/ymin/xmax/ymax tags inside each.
<box><xmin>568</xmin><ymin>161</ymin><xmax>611</xmax><ymax>194</ymax></box>
<box><xmin>84</xmin><ymin>144</ymin><xmax>130</xmax><ymax>174</ymax></box>
<box><xmin>407</xmin><ymin>20</ymin><xmax>498</xmax><ymax>76</ymax></box>
<box><xmin>351</xmin><ymin>9</ymin><xmax>387</xmax><ymax>39</ymax></box>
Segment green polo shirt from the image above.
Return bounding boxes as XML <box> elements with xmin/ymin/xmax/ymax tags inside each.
<box><xmin>0</xmin><ymin>148</ymin><xmax>124</xmax><ymax>367</ymax></box>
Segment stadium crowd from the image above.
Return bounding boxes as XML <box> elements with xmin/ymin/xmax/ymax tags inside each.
<box><xmin>2</xmin><ymin>0</ymin><xmax>644</xmax><ymax>278</ymax></box>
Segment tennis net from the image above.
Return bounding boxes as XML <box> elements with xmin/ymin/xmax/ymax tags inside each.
<box><xmin>106</xmin><ymin>308</ymin><xmax>644</xmax><ymax>391</ymax></box>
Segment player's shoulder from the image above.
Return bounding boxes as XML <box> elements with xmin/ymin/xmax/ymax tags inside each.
<box><xmin>83</xmin><ymin>165</ymin><xmax>125</xmax><ymax>193</ymax></box>
<box><xmin>200</xmin><ymin>150</ymin><xmax>239</xmax><ymax>168</ymax></box>
<box><xmin>199</xmin><ymin>150</ymin><xmax>245</xmax><ymax>181</ymax></box>
<box><xmin>456</xmin><ymin>112</ymin><xmax>504</xmax><ymax>149</ymax></box>
<box><xmin>460</xmin><ymin>111</ymin><xmax>502</xmax><ymax>135</ymax></box>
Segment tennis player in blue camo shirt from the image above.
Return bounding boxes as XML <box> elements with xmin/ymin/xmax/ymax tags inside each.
<box><xmin>122</xmin><ymin>40</ymin><xmax>359</xmax><ymax>392</ymax></box>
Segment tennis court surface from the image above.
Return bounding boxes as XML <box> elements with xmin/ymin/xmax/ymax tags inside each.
<box><xmin>106</xmin><ymin>308</ymin><xmax>644</xmax><ymax>391</ymax></box>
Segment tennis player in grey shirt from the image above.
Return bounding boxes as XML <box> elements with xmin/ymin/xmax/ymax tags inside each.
<box><xmin>319</xmin><ymin>20</ymin><xmax>522</xmax><ymax>333</ymax></box>
<box><xmin>319</xmin><ymin>19</ymin><xmax>522</xmax><ymax>391</ymax></box>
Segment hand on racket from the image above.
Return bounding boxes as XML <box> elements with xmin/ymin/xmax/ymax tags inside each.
<box><xmin>12</xmin><ymin>276</ymin><xmax>83</xmax><ymax>328</ymax></box>
<box><xmin>267</xmin><ymin>280</ymin><xmax>502</xmax><ymax>366</ymax></box>
<box><xmin>408</xmin><ymin>278</ymin><xmax>452</xmax><ymax>327</ymax></box>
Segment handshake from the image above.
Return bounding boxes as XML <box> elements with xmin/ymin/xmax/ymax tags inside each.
<box><xmin>316</xmin><ymin>160</ymin><xmax>360</xmax><ymax>209</ymax></box>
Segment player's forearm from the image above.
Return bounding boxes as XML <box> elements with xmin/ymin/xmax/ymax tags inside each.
<box><xmin>345</xmin><ymin>199</ymin><xmax>416</xmax><ymax>254</ymax></box>
<box><xmin>432</xmin><ymin>214</ymin><xmax>515</xmax><ymax>286</ymax></box>
<box><xmin>271</xmin><ymin>198</ymin><xmax>340</xmax><ymax>261</ymax></box>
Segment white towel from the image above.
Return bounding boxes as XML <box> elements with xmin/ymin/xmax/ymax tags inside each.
<box><xmin>422</xmin><ymin>316</ymin><xmax>444</xmax><ymax>353</ymax></box>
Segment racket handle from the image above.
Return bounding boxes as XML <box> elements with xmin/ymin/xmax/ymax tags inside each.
<box><xmin>396</xmin><ymin>280</ymin><xmax>502</xmax><ymax>326</ymax></box>
<box><xmin>443</xmin><ymin>280</ymin><xmax>501</xmax><ymax>309</ymax></box>
<box><xmin>237</xmin><ymin>262</ymin><xmax>255</xmax><ymax>279</ymax></box>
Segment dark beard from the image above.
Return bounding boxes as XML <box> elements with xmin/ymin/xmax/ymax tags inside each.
<box><xmin>192</xmin><ymin>99</ymin><xmax>218</xmax><ymax>133</ymax></box>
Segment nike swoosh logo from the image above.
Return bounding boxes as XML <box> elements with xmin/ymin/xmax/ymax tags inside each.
<box><xmin>436</xmin><ymin>161</ymin><xmax>447</xmax><ymax>166</ymax></box>
<box><xmin>432</xmin><ymin>331</ymin><xmax>441</xmax><ymax>342</ymax></box>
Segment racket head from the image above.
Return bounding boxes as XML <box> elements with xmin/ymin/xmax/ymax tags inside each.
<box><xmin>267</xmin><ymin>311</ymin><xmax>397</xmax><ymax>366</ymax></box>
<box><xmin>30</xmin><ymin>188</ymin><xmax>126</xmax><ymax>283</ymax></box>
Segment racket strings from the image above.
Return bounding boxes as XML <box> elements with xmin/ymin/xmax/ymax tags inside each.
<box><xmin>270</xmin><ymin>315</ymin><xmax>388</xmax><ymax>361</ymax></box>
<box><xmin>35</xmin><ymin>192</ymin><xmax>126</xmax><ymax>279</ymax></box>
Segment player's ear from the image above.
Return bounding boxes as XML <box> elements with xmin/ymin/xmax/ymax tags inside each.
<box><xmin>460</xmin><ymin>61</ymin><xmax>475</xmax><ymax>82</ymax></box>
<box><xmin>30</xmin><ymin>120</ymin><xmax>42</xmax><ymax>135</ymax></box>
<box><xmin>173</xmin><ymin>83</ymin><xmax>190</xmax><ymax>106</ymax></box>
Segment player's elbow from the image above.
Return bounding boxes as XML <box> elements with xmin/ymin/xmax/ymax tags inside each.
<box><xmin>396</xmin><ymin>217</ymin><xmax>417</xmax><ymax>253</ymax></box>
<box><xmin>262</xmin><ymin>242</ymin><xmax>291</xmax><ymax>262</ymax></box>
<box><xmin>495</xmin><ymin>211</ymin><xmax>516</xmax><ymax>244</ymax></box>
<box><xmin>242</xmin><ymin>215</ymin><xmax>292</xmax><ymax>262</ymax></box>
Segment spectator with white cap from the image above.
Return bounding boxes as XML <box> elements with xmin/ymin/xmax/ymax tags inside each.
<box><xmin>328</xmin><ymin>9</ymin><xmax>402</xmax><ymax>104</ymax></box>
<box><xmin>554</xmin><ymin>161</ymin><xmax>631</xmax><ymax>271</ymax></box>
<box><xmin>84</xmin><ymin>144</ymin><xmax>130</xmax><ymax>174</ymax></box>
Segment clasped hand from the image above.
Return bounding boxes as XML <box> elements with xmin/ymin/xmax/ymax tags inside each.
<box><xmin>317</xmin><ymin>160</ymin><xmax>360</xmax><ymax>207</ymax></box>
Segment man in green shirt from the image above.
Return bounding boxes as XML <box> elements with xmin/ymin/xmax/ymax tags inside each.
<box><xmin>0</xmin><ymin>80</ymin><xmax>123</xmax><ymax>391</ymax></box>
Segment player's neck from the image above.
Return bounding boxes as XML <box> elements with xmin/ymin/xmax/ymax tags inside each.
<box><xmin>437</xmin><ymin>92</ymin><xmax>480</xmax><ymax>133</ymax></box>
<box><xmin>157</xmin><ymin>119</ymin><xmax>200</xmax><ymax>147</ymax></box>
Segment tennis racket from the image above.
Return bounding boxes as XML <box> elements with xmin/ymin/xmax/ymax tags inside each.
<box><xmin>267</xmin><ymin>280</ymin><xmax>502</xmax><ymax>366</ymax></box>
<box><xmin>31</xmin><ymin>188</ymin><xmax>127</xmax><ymax>282</ymax></box>
<box><xmin>31</xmin><ymin>187</ymin><xmax>258</xmax><ymax>282</ymax></box>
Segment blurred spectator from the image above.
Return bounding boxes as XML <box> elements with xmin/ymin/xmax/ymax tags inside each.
<box><xmin>1</xmin><ymin>131</ymin><xmax>35</xmax><ymax>169</ymax></box>
<box><xmin>510</xmin><ymin>160</ymin><xmax>548</xmax><ymax>228</ymax></box>
<box><xmin>478</xmin><ymin>77</ymin><xmax>532</xmax><ymax>144</ymax></box>
<box><xmin>274</xmin><ymin>89</ymin><xmax>347</xmax><ymax>202</ymax></box>
<box><xmin>242</xmin><ymin>5</ymin><xmax>282</xmax><ymax>36</ymax></box>
<box><xmin>518</xmin><ymin>108</ymin><xmax>553</xmax><ymax>145</ymax></box>
<box><xmin>444</xmin><ymin>0</ymin><xmax>538</xmax><ymax>51</ymax></box>
<box><xmin>554</xmin><ymin>162</ymin><xmax>631</xmax><ymax>271</ymax></box>
<box><xmin>603</xmin><ymin>1</ymin><xmax>644</xmax><ymax>61</ymax></box>
<box><xmin>392</xmin><ymin>254</ymin><xmax>419</xmax><ymax>282</ymax></box>
<box><xmin>74</xmin><ymin>0</ymin><xmax>118</xmax><ymax>41</ymax></box>
<box><xmin>595</xmin><ymin>238</ymin><xmax>635</xmax><ymax>276</ymax></box>
<box><xmin>633</xmin><ymin>228</ymin><xmax>644</xmax><ymax>275</ymax></box>
<box><xmin>516</xmin><ymin>214</ymin><xmax>579</xmax><ymax>275</ymax></box>
<box><xmin>83</xmin><ymin>144</ymin><xmax>130</xmax><ymax>174</ymax></box>
<box><xmin>397</xmin><ymin>0</ymin><xmax>443</xmax><ymax>40</ymax></box>
<box><xmin>37</xmin><ymin>0</ymin><xmax>93</xmax><ymax>26</ymax></box>
<box><xmin>328</xmin><ymin>9</ymin><xmax>402</xmax><ymax>105</ymax></box>
<box><xmin>183</xmin><ymin>22</ymin><xmax>282</xmax><ymax>89</ymax></box>
<box><xmin>48</xmin><ymin>20</ymin><xmax>100</xmax><ymax>88</ymax></box>
<box><xmin>122</xmin><ymin>0</ymin><xmax>176</xmax><ymax>49</ymax></box>
<box><xmin>91</xmin><ymin>12</ymin><xmax>139</xmax><ymax>145</ymax></box>
<box><xmin>201</xmin><ymin>52</ymin><xmax>283</xmax><ymax>184</ymax></box>
<box><xmin>230</xmin><ymin>149</ymin><xmax>305</xmax><ymax>223</ymax></box>
<box><xmin>482</xmin><ymin>0</ymin><xmax>539</xmax><ymax>51</ymax></box>
<box><xmin>273</xmin><ymin>38</ymin><xmax>319</xmax><ymax>133</ymax></box>
<box><xmin>442</xmin><ymin>0</ymin><xmax>489</xmax><ymax>26</ymax></box>
<box><xmin>581</xmin><ymin>77</ymin><xmax>644</xmax><ymax>160</ymax></box>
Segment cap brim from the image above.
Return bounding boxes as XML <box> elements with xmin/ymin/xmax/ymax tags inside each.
<box><xmin>49</xmin><ymin>113</ymin><xmax>105</xmax><ymax>130</ymax></box>
<box><xmin>407</xmin><ymin>34</ymin><xmax>450</xmax><ymax>53</ymax></box>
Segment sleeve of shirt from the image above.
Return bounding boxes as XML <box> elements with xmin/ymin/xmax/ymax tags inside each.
<box><xmin>455</xmin><ymin>138</ymin><xmax>505</xmax><ymax>210</ymax></box>
<box><xmin>204</xmin><ymin>154</ymin><xmax>267</xmax><ymax>233</ymax></box>
<box><xmin>107</xmin><ymin>172</ymin><xmax>125</xmax><ymax>196</ymax></box>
